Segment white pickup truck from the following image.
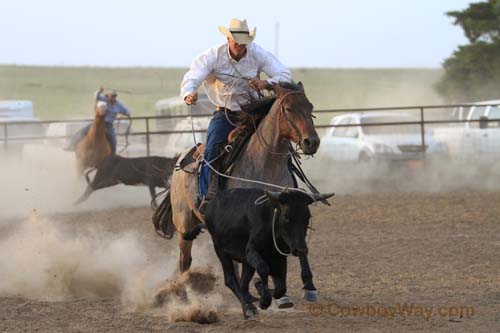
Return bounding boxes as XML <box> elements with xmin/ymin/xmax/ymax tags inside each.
<box><xmin>431</xmin><ymin>99</ymin><xmax>500</xmax><ymax>160</ymax></box>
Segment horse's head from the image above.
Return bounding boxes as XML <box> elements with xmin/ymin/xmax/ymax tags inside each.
<box><xmin>95</xmin><ymin>101</ymin><xmax>108</xmax><ymax>117</ymax></box>
<box><xmin>273</xmin><ymin>82</ymin><xmax>320</xmax><ymax>155</ymax></box>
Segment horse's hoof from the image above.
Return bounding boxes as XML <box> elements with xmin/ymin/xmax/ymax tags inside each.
<box><xmin>243</xmin><ymin>303</ymin><xmax>258</xmax><ymax>319</ymax></box>
<box><xmin>276</xmin><ymin>295</ymin><xmax>294</xmax><ymax>309</ymax></box>
<box><xmin>303</xmin><ymin>289</ymin><xmax>319</xmax><ymax>302</ymax></box>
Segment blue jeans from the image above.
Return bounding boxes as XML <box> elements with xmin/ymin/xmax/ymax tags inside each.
<box><xmin>200</xmin><ymin>111</ymin><xmax>238</xmax><ymax>197</ymax></box>
<box><xmin>68</xmin><ymin>122</ymin><xmax>117</xmax><ymax>154</ymax></box>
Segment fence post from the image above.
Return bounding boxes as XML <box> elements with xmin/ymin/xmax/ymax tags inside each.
<box><xmin>420</xmin><ymin>107</ymin><xmax>426</xmax><ymax>159</ymax></box>
<box><xmin>146</xmin><ymin>117</ymin><xmax>151</xmax><ymax>157</ymax></box>
<box><xmin>3</xmin><ymin>123</ymin><xmax>8</xmax><ymax>153</ymax></box>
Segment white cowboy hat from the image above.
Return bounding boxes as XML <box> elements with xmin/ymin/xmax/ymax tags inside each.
<box><xmin>218</xmin><ymin>18</ymin><xmax>256</xmax><ymax>45</ymax></box>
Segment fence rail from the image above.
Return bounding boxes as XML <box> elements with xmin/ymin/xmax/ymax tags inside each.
<box><xmin>2</xmin><ymin>103</ymin><xmax>498</xmax><ymax>157</ymax></box>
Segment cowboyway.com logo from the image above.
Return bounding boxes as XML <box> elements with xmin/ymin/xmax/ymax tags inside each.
<box><xmin>307</xmin><ymin>303</ymin><xmax>475</xmax><ymax>321</ymax></box>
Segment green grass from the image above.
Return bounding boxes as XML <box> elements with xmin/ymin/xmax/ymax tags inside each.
<box><xmin>0</xmin><ymin>65</ymin><xmax>444</xmax><ymax>124</ymax></box>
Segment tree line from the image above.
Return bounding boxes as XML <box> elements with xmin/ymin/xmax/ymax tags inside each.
<box><xmin>437</xmin><ymin>0</ymin><xmax>500</xmax><ymax>102</ymax></box>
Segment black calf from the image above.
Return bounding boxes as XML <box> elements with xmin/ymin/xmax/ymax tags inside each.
<box><xmin>75</xmin><ymin>155</ymin><xmax>176</xmax><ymax>205</ymax></box>
<box><xmin>183</xmin><ymin>188</ymin><xmax>334</xmax><ymax>319</ymax></box>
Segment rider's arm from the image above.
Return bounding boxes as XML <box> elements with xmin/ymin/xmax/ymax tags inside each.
<box><xmin>254</xmin><ymin>43</ymin><xmax>292</xmax><ymax>85</ymax></box>
<box><xmin>116</xmin><ymin>101</ymin><xmax>130</xmax><ymax>116</ymax></box>
<box><xmin>180</xmin><ymin>47</ymin><xmax>216</xmax><ymax>100</ymax></box>
<box><xmin>94</xmin><ymin>88</ymin><xmax>107</xmax><ymax>102</ymax></box>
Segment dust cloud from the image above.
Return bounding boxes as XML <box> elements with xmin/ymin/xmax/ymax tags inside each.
<box><xmin>304</xmin><ymin>156</ymin><xmax>500</xmax><ymax>195</ymax></box>
<box><xmin>0</xmin><ymin>209</ymin><xmax>223</xmax><ymax>322</ymax></box>
<box><xmin>0</xmin><ymin>210</ymin><xmax>171</xmax><ymax>301</ymax></box>
<box><xmin>0</xmin><ymin>145</ymin><xmax>150</xmax><ymax>221</ymax></box>
<box><xmin>0</xmin><ymin>146</ymin><xmax>224</xmax><ymax>323</ymax></box>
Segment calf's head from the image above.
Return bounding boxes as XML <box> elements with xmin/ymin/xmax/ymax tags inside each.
<box><xmin>265</xmin><ymin>190</ymin><xmax>334</xmax><ymax>256</ymax></box>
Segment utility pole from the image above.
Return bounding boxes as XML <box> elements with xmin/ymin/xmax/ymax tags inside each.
<box><xmin>274</xmin><ymin>21</ymin><xmax>280</xmax><ymax>57</ymax></box>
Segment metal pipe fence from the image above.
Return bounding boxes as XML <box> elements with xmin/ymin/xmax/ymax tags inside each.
<box><xmin>1</xmin><ymin>103</ymin><xmax>499</xmax><ymax>157</ymax></box>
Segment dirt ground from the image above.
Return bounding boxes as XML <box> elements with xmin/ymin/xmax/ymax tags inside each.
<box><xmin>1</xmin><ymin>190</ymin><xmax>500</xmax><ymax>332</ymax></box>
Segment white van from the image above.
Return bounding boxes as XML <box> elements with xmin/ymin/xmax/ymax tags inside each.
<box><xmin>155</xmin><ymin>94</ymin><xmax>214</xmax><ymax>131</ymax></box>
<box><xmin>163</xmin><ymin>117</ymin><xmax>209</xmax><ymax>158</ymax></box>
<box><xmin>0</xmin><ymin>100</ymin><xmax>34</xmax><ymax>118</ymax></box>
<box><xmin>156</xmin><ymin>94</ymin><xmax>213</xmax><ymax>157</ymax></box>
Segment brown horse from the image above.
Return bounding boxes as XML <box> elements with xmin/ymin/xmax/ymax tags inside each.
<box><xmin>75</xmin><ymin>102</ymin><xmax>112</xmax><ymax>173</ymax></box>
<box><xmin>169</xmin><ymin>82</ymin><xmax>322</xmax><ymax>300</ymax></box>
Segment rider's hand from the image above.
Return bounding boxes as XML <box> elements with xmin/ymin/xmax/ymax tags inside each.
<box><xmin>249</xmin><ymin>78</ymin><xmax>271</xmax><ymax>91</ymax></box>
<box><xmin>184</xmin><ymin>93</ymin><xmax>198</xmax><ymax>105</ymax></box>
<box><xmin>98</xmin><ymin>86</ymin><xmax>104</xmax><ymax>94</ymax></box>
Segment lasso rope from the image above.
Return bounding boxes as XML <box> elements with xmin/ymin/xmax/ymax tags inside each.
<box><xmin>186</xmin><ymin>72</ymin><xmax>321</xmax><ymax>255</ymax></box>
<box><xmin>272</xmin><ymin>208</ymin><xmax>291</xmax><ymax>256</ymax></box>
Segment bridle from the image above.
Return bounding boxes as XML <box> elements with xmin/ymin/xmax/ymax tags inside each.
<box><xmin>253</xmin><ymin>89</ymin><xmax>312</xmax><ymax>156</ymax></box>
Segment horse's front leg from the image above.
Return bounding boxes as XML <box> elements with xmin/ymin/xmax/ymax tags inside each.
<box><xmin>299</xmin><ymin>254</ymin><xmax>319</xmax><ymax>302</ymax></box>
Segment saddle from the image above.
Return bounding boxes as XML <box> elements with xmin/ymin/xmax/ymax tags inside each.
<box><xmin>175</xmin><ymin>129</ymin><xmax>252</xmax><ymax>190</ymax></box>
<box><xmin>152</xmin><ymin>126</ymin><xmax>327</xmax><ymax>238</ymax></box>
<box><xmin>176</xmin><ymin>143</ymin><xmax>205</xmax><ymax>174</ymax></box>
<box><xmin>152</xmin><ymin>131</ymin><xmax>251</xmax><ymax>237</ymax></box>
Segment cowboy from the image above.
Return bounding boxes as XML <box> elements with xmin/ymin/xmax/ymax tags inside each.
<box><xmin>65</xmin><ymin>87</ymin><xmax>131</xmax><ymax>154</ymax></box>
<box><xmin>181</xmin><ymin>18</ymin><xmax>292</xmax><ymax>206</ymax></box>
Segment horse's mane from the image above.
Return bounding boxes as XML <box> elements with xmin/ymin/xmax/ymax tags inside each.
<box><xmin>234</xmin><ymin>81</ymin><xmax>303</xmax><ymax>139</ymax></box>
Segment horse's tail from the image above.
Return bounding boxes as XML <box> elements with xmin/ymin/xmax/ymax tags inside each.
<box><xmin>182</xmin><ymin>224</ymin><xmax>207</xmax><ymax>241</ymax></box>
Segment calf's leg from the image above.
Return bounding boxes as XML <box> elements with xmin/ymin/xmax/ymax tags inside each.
<box><xmin>271</xmin><ymin>257</ymin><xmax>288</xmax><ymax>300</ymax></box>
<box><xmin>246</xmin><ymin>245</ymin><xmax>272</xmax><ymax>310</ymax></box>
<box><xmin>240</xmin><ymin>262</ymin><xmax>258</xmax><ymax>303</ymax></box>
<box><xmin>74</xmin><ymin>185</ymin><xmax>94</xmax><ymax>205</ymax></box>
<box><xmin>148</xmin><ymin>182</ymin><xmax>159</xmax><ymax>209</ymax></box>
<box><xmin>300</xmin><ymin>254</ymin><xmax>319</xmax><ymax>302</ymax></box>
<box><xmin>215</xmin><ymin>248</ymin><xmax>257</xmax><ymax>319</ymax></box>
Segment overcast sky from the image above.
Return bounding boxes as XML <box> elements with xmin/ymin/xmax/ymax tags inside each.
<box><xmin>0</xmin><ymin>0</ymin><xmax>475</xmax><ymax>68</ymax></box>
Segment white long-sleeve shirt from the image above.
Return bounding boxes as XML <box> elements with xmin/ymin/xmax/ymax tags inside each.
<box><xmin>180</xmin><ymin>42</ymin><xmax>292</xmax><ymax>111</ymax></box>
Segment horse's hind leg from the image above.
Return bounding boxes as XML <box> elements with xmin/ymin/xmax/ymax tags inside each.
<box><xmin>174</xmin><ymin>208</ymin><xmax>201</xmax><ymax>272</ymax></box>
<box><xmin>178</xmin><ymin>233</ymin><xmax>193</xmax><ymax>273</ymax></box>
